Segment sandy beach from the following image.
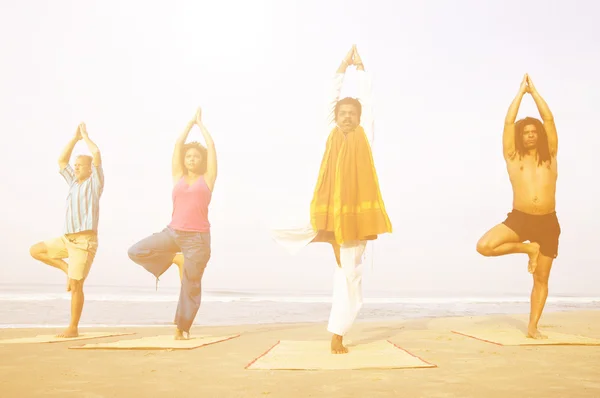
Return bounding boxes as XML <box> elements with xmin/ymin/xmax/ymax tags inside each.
<box><xmin>1</xmin><ymin>310</ymin><xmax>599</xmax><ymax>398</ymax></box>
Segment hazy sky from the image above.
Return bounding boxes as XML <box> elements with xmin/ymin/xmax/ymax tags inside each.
<box><xmin>1</xmin><ymin>0</ymin><xmax>599</xmax><ymax>296</ymax></box>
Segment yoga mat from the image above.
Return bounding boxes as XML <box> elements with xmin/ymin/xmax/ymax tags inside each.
<box><xmin>0</xmin><ymin>332</ymin><xmax>135</xmax><ymax>344</ymax></box>
<box><xmin>246</xmin><ymin>340</ymin><xmax>436</xmax><ymax>370</ymax></box>
<box><xmin>70</xmin><ymin>334</ymin><xmax>240</xmax><ymax>350</ymax></box>
<box><xmin>452</xmin><ymin>329</ymin><xmax>600</xmax><ymax>346</ymax></box>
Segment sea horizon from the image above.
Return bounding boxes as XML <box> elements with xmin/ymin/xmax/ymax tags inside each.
<box><xmin>1</xmin><ymin>282</ymin><xmax>599</xmax><ymax>302</ymax></box>
<box><xmin>1</xmin><ymin>282</ymin><xmax>598</xmax><ymax>329</ymax></box>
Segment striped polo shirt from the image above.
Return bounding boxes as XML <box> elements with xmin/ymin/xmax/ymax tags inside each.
<box><xmin>59</xmin><ymin>164</ymin><xmax>105</xmax><ymax>234</ymax></box>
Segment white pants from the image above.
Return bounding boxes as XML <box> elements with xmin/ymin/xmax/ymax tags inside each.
<box><xmin>327</xmin><ymin>240</ymin><xmax>367</xmax><ymax>336</ymax></box>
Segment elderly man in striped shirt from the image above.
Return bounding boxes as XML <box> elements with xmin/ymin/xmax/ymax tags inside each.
<box><xmin>30</xmin><ymin>122</ymin><xmax>104</xmax><ymax>338</ymax></box>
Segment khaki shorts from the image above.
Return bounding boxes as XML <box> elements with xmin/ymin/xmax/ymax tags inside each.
<box><xmin>45</xmin><ymin>232</ymin><xmax>98</xmax><ymax>280</ymax></box>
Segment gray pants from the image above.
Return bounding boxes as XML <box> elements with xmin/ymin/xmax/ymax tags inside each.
<box><xmin>127</xmin><ymin>227</ymin><xmax>211</xmax><ymax>333</ymax></box>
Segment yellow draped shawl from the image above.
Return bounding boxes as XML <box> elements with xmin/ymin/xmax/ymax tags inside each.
<box><xmin>310</xmin><ymin>125</ymin><xmax>392</xmax><ymax>244</ymax></box>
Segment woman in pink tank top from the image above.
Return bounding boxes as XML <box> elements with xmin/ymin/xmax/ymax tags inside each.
<box><xmin>128</xmin><ymin>107</ymin><xmax>217</xmax><ymax>340</ymax></box>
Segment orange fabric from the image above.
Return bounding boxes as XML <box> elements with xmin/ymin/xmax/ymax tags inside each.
<box><xmin>310</xmin><ymin>126</ymin><xmax>392</xmax><ymax>244</ymax></box>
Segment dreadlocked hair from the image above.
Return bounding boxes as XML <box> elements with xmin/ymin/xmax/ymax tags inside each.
<box><xmin>514</xmin><ymin>117</ymin><xmax>552</xmax><ymax>166</ymax></box>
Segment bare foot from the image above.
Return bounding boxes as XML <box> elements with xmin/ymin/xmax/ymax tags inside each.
<box><xmin>174</xmin><ymin>328</ymin><xmax>189</xmax><ymax>340</ymax></box>
<box><xmin>527</xmin><ymin>324</ymin><xmax>548</xmax><ymax>339</ymax></box>
<box><xmin>331</xmin><ymin>334</ymin><xmax>348</xmax><ymax>354</ymax></box>
<box><xmin>527</xmin><ymin>242</ymin><xmax>540</xmax><ymax>273</ymax></box>
<box><xmin>56</xmin><ymin>326</ymin><xmax>79</xmax><ymax>338</ymax></box>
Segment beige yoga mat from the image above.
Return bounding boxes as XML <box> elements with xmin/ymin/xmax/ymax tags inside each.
<box><xmin>70</xmin><ymin>334</ymin><xmax>240</xmax><ymax>350</ymax></box>
<box><xmin>0</xmin><ymin>331</ymin><xmax>135</xmax><ymax>345</ymax></box>
<box><xmin>452</xmin><ymin>329</ymin><xmax>600</xmax><ymax>346</ymax></box>
<box><xmin>246</xmin><ymin>340</ymin><xmax>437</xmax><ymax>370</ymax></box>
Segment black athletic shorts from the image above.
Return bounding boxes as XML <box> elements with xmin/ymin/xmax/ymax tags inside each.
<box><xmin>502</xmin><ymin>209</ymin><xmax>561</xmax><ymax>259</ymax></box>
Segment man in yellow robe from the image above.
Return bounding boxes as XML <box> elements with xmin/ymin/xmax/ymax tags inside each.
<box><xmin>273</xmin><ymin>45</ymin><xmax>392</xmax><ymax>354</ymax></box>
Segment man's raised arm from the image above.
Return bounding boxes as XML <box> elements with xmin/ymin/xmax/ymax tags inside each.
<box><xmin>354</xmin><ymin>46</ymin><xmax>374</xmax><ymax>144</ymax></box>
<box><xmin>503</xmin><ymin>74</ymin><xmax>529</xmax><ymax>161</ymax></box>
<box><xmin>58</xmin><ymin>126</ymin><xmax>81</xmax><ymax>171</ymax></box>
<box><xmin>79</xmin><ymin>122</ymin><xmax>104</xmax><ymax>195</ymax></box>
<box><xmin>79</xmin><ymin>123</ymin><xmax>101</xmax><ymax>167</ymax></box>
<box><xmin>326</xmin><ymin>47</ymin><xmax>354</xmax><ymax>132</ymax></box>
<box><xmin>527</xmin><ymin>76</ymin><xmax>558</xmax><ymax>158</ymax></box>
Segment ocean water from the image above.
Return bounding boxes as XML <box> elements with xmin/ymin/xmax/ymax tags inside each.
<box><xmin>0</xmin><ymin>283</ymin><xmax>598</xmax><ymax>328</ymax></box>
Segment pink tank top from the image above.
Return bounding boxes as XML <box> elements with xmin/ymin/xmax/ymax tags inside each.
<box><xmin>168</xmin><ymin>176</ymin><xmax>212</xmax><ymax>232</ymax></box>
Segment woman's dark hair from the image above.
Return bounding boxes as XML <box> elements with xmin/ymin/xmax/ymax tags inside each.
<box><xmin>514</xmin><ymin>117</ymin><xmax>551</xmax><ymax>165</ymax></box>
<box><xmin>181</xmin><ymin>141</ymin><xmax>208</xmax><ymax>174</ymax></box>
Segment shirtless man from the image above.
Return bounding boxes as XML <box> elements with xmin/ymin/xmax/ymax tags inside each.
<box><xmin>29</xmin><ymin>122</ymin><xmax>104</xmax><ymax>338</ymax></box>
<box><xmin>476</xmin><ymin>74</ymin><xmax>560</xmax><ymax>339</ymax></box>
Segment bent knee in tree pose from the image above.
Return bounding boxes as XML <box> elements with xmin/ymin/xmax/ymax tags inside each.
<box><xmin>476</xmin><ymin>74</ymin><xmax>560</xmax><ymax>340</ymax></box>
<box><xmin>30</xmin><ymin>122</ymin><xmax>104</xmax><ymax>338</ymax></box>
<box><xmin>272</xmin><ymin>45</ymin><xmax>392</xmax><ymax>354</ymax></box>
<box><xmin>128</xmin><ymin>107</ymin><xmax>217</xmax><ymax>340</ymax></box>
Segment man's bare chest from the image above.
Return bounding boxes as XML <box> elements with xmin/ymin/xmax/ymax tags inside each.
<box><xmin>507</xmin><ymin>161</ymin><xmax>557</xmax><ymax>186</ymax></box>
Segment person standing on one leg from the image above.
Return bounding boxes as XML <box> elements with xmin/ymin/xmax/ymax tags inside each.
<box><xmin>29</xmin><ymin>122</ymin><xmax>104</xmax><ymax>338</ymax></box>
<box><xmin>272</xmin><ymin>45</ymin><xmax>392</xmax><ymax>354</ymax></box>
<box><xmin>476</xmin><ymin>74</ymin><xmax>560</xmax><ymax>339</ymax></box>
<box><xmin>128</xmin><ymin>107</ymin><xmax>216</xmax><ymax>340</ymax></box>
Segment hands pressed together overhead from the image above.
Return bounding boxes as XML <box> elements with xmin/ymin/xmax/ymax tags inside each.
<box><xmin>193</xmin><ymin>107</ymin><xmax>202</xmax><ymax>126</ymax></box>
<box><xmin>74</xmin><ymin>122</ymin><xmax>90</xmax><ymax>141</ymax></box>
<box><xmin>519</xmin><ymin>73</ymin><xmax>538</xmax><ymax>95</ymax></box>
<box><xmin>340</xmin><ymin>44</ymin><xmax>365</xmax><ymax>71</ymax></box>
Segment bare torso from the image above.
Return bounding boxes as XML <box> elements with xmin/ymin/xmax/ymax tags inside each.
<box><xmin>506</xmin><ymin>156</ymin><xmax>557</xmax><ymax>214</ymax></box>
